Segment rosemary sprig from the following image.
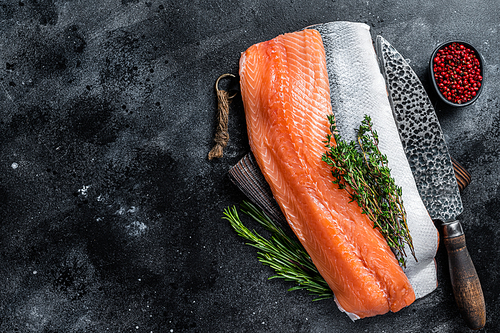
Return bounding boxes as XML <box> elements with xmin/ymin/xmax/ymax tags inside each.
<box><xmin>223</xmin><ymin>201</ymin><xmax>333</xmax><ymax>301</ymax></box>
<box><xmin>321</xmin><ymin>115</ymin><xmax>416</xmax><ymax>267</ymax></box>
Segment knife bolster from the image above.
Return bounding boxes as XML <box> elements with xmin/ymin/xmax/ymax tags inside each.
<box><xmin>443</xmin><ymin>220</ymin><xmax>464</xmax><ymax>238</ymax></box>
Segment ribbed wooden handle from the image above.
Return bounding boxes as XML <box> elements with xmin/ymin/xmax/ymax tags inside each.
<box><xmin>451</xmin><ymin>157</ymin><xmax>471</xmax><ymax>192</ymax></box>
<box><xmin>444</xmin><ymin>223</ymin><xmax>486</xmax><ymax>330</ymax></box>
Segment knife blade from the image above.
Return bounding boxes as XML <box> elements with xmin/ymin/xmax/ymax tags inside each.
<box><xmin>376</xmin><ymin>35</ymin><xmax>485</xmax><ymax>330</ymax></box>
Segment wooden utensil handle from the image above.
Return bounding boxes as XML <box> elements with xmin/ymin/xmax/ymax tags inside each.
<box><xmin>443</xmin><ymin>221</ymin><xmax>486</xmax><ymax>330</ymax></box>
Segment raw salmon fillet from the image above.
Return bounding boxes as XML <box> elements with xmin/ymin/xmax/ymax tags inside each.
<box><xmin>310</xmin><ymin>22</ymin><xmax>439</xmax><ymax>301</ymax></box>
<box><xmin>239</xmin><ymin>29</ymin><xmax>415</xmax><ymax>319</ymax></box>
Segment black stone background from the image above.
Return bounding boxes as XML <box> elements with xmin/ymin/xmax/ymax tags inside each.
<box><xmin>0</xmin><ymin>0</ymin><xmax>499</xmax><ymax>332</ymax></box>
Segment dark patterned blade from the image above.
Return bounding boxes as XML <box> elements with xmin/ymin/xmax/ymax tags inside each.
<box><xmin>228</xmin><ymin>153</ymin><xmax>288</xmax><ymax>227</ymax></box>
<box><xmin>376</xmin><ymin>35</ymin><xmax>463</xmax><ymax>222</ymax></box>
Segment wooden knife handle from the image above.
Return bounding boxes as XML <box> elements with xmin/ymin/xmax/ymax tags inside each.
<box><xmin>443</xmin><ymin>221</ymin><xmax>486</xmax><ymax>330</ymax></box>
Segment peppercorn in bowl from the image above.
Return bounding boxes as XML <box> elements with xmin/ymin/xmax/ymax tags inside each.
<box><xmin>430</xmin><ymin>41</ymin><xmax>484</xmax><ymax>107</ymax></box>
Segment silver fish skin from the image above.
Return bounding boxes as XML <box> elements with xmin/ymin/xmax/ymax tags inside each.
<box><xmin>375</xmin><ymin>35</ymin><xmax>463</xmax><ymax>222</ymax></box>
<box><xmin>309</xmin><ymin>21</ymin><xmax>439</xmax><ymax>300</ymax></box>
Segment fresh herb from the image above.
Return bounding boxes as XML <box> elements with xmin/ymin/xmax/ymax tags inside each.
<box><xmin>223</xmin><ymin>201</ymin><xmax>333</xmax><ymax>301</ymax></box>
<box><xmin>322</xmin><ymin>114</ymin><xmax>416</xmax><ymax>267</ymax></box>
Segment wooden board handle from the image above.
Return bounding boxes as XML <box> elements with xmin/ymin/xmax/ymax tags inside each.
<box><xmin>443</xmin><ymin>221</ymin><xmax>486</xmax><ymax>330</ymax></box>
<box><xmin>451</xmin><ymin>157</ymin><xmax>471</xmax><ymax>192</ymax></box>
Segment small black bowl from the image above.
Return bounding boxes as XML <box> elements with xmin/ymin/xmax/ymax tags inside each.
<box><xmin>429</xmin><ymin>41</ymin><xmax>484</xmax><ymax>107</ymax></box>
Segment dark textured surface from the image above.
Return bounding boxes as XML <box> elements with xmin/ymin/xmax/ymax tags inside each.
<box><xmin>0</xmin><ymin>1</ymin><xmax>499</xmax><ymax>332</ymax></box>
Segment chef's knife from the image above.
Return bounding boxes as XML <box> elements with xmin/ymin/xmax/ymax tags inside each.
<box><xmin>376</xmin><ymin>36</ymin><xmax>485</xmax><ymax>330</ymax></box>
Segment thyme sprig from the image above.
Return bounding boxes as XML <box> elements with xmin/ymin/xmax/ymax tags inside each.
<box><xmin>223</xmin><ymin>201</ymin><xmax>333</xmax><ymax>301</ymax></box>
<box><xmin>321</xmin><ymin>115</ymin><xmax>416</xmax><ymax>267</ymax></box>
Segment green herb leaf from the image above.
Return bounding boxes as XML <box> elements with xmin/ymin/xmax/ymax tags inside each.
<box><xmin>223</xmin><ymin>201</ymin><xmax>333</xmax><ymax>301</ymax></box>
<box><xmin>322</xmin><ymin>115</ymin><xmax>416</xmax><ymax>267</ymax></box>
